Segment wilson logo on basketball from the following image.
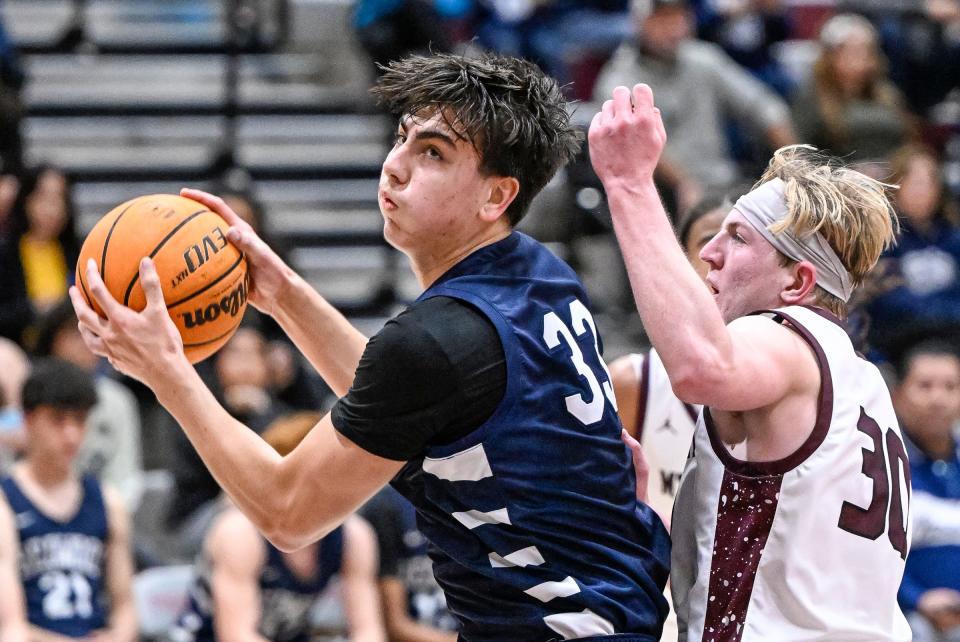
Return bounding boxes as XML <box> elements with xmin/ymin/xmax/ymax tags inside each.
<box><xmin>171</xmin><ymin>227</ymin><xmax>228</xmax><ymax>288</ymax></box>
<box><xmin>180</xmin><ymin>280</ymin><xmax>248</xmax><ymax>329</ymax></box>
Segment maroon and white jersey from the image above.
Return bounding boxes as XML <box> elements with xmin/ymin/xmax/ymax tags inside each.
<box><xmin>671</xmin><ymin>306</ymin><xmax>911</xmax><ymax>642</ymax></box>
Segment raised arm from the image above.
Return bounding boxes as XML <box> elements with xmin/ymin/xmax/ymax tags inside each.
<box><xmin>207</xmin><ymin>509</ymin><xmax>271</xmax><ymax>642</ymax></box>
<box><xmin>0</xmin><ymin>499</ymin><xmax>28</xmax><ymax>642</ymax></box>
<box><xmin>589</xmin><ymin>85</ymin><xmax>818</xmax><ymax>412</ymax></box>
<box><xmin>180</xmin><ymin>189</ymin><xmax>367</xmax><ymax>396</ymax></box>
<box><xmin>340</xmin><ymin>516</ymin><xmax>386</xmax><ymax>642</ymax></box>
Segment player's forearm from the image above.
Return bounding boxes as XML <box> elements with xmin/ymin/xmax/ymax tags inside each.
<box><xmin>105</xmin><ymin>598</ymin><xmax>138</xmax><ymax>642</ymax></box>
<box><xmin>0</xmin><ymin>621</ymin><xmax>28</xmax><ymax>642</ymax></box>
<box><xmin>386</xmin><ymin>619</ymin><xmax>458</xmax><ymax>642</ymax></box>
<box><xmin>151</xmin><ymin>363</ymin><xmax>298</xmax><ymax>538</ymax></box>
<box><xmin>270</xmin><ymin>271</ymin><xmax>368</xmax><ymax>396</ymax></box>
<box><xmin>606</xmin><ymin>182</ymin><xmax>734</xmax><ymax>396</ymax></box>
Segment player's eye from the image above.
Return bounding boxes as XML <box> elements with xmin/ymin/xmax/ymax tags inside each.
<box><xmin>425</xmin><ymin>146</ymin><xmax>443</xmax><ymax>160</ymax></box>
<box><xmin>393</xmin><ymin>133</ymin><xmax>406</xmax><ymax>147</ymax></box>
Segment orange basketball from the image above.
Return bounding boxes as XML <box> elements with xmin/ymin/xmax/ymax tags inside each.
<box><xmin>76</xmin><ymin>194</ymin><xmax>248</xmax><ymax>364</ymax></box>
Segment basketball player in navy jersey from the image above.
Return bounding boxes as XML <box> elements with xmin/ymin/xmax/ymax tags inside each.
<box><xmin>170</xmin><ymin>412</ymin><xmax>384</xmax><ymax>642</ymax></box>
<box><xmin>69</xmin><ymin>53</ymin><xmax>671</xmax><ymax>642</ymax></box>
<box><xmin>0</xmin><ymin>358</ymin><xmax>137</xmax><ymax>642</ymax></box>
<box><xmin>591</xmin><ymin>84</ymin><xmax>910</xmax><ymax>640</ymax></box>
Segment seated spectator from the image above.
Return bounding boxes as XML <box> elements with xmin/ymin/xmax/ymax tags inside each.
<box><xmin>32</xmin><ymin>299</ymin><xmax>144</xmax><ymax>510</ymax></box>
<box><xmin>791</xmin><ymin>13</ymin><xmax>917</xmax><ymax>163</ymax></box>
<box><xmin>168</xmin><ymin>411</ymin><xmax>385</xmax><ymax>642</ymax></box>
<box><xmin>866</xmin><ymin>144</ymin><xmax>960</xmax><ymax>358</ymax></box>
<box><xmin>353</xmin><ymin>0</ymin><xmax>460</xmax><ymax>78</ymax></box>
<box><xmin>696</xmin><ymin>0</ymin><xmax>793</xmax><ymax>97</ymax></box>
<box><xmin>0</xmin><ymin>172</ymin><xmax>30</xmax><ymax>343</ymax></box>
<box><xmin>0</xmin><ymin>358</ymin><xmax>137</xmax><ymax>641</ymax></box>
<box><xmin>8</xmin><ymin>165</ymin><xmax>81</xmax><ymax>320</ymax></box>
<box><xmin>360</xmin><ymin>486</ymin><xmax>458</xmax><ymax>641</ymax></box>
<box><xmin>0</xmin><ymin>337</ymin><xmax>27</xmax><ymax>470</ymax></box>
<box><xmin>894</xmin><ymin>340</ymin><xmax>960</xmax><ymax>642</ymax></box>
<box><xmin>475</xmin><ymin>0</ymin><xmax>632</xmax><ymax>95</ymax></box>
<box><xmin>592</xmin><ymin>0</ymin><xmax>795</xmax><ymax>213</ymax></box>
<box><xmin>165</xmin><ymin>323</ymin><xmax>288</xmax><ymax>555</ymax></box>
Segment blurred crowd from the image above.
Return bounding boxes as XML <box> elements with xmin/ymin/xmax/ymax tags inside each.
<box><xmin>0</xmin><ymin>0</ymin><xmax>958</xmax><ymax>640</ymax></box>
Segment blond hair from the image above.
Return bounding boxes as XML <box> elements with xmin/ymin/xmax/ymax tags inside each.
<box><xmin>757</xmin><ymin>145</ymin><xmax>899</xmax><ymax>316</ymax></box>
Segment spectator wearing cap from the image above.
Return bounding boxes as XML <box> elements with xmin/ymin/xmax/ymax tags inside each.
<box><xmin>592</xmin><ymin>0</ymin><xmax>795</xmax><ymax>213</ymax></box>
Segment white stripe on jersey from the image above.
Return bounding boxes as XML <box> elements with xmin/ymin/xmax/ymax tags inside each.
<box><xmin>672</xmin><ymin>306</ymin><xmax>911</xmax><ymax>642</ymax></box>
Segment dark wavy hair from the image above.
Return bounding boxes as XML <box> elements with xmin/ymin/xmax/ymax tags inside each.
<box><xmin>372</xmin><ymin>52</ymin><xmax>582</xmax><ymax>226</ymax></box>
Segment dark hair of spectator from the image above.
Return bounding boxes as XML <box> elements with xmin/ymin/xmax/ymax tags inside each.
<box><xmin>31</xmin><ymin>297</ymin><xmax>76</xmax><ymax>357</ymax></box>
<box><xmin>22</xmin><ymin>357</ymin><xmax>97</xmax><ymax>412</ymax></box>
<box><xmin>9</xmin><ymin>164</ymin><xmax>81</xmax><ymax>268</ymax></box>
<box><xmin>676</xmin><ymin>191</ymin><xmax>731</xmax><ymax>248</ymax></box>
<box><xmin>371</xmin><ymin>52</ymin><xmax>582</xmax><ymax>225</ymax></box>
<box><xmin>895</xmin><ymin>338</ymin><xmax>960</xmax><ymax>382</ymax></box>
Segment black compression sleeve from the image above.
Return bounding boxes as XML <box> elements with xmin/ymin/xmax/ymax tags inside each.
<box><xmin>331</xmin><ymin>296</ymin><xmax>506</xmax><ymax>461</ymax></box>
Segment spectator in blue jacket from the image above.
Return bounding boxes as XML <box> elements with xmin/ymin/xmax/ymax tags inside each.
<box><xmin>867</xmin><ymin>145</ymin><xmax>960</xmax><ymax>359</ymax></box>
<box><xmin>895</xmin><ymin>339</ymin><xmax>960</xmax><ymax>641</ymax></box>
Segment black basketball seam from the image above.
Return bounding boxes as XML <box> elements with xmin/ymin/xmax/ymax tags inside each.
<box><xmin>122</xmin><ymin>209</ymin><xmax>210</xmax><ymax>306</ymax></box>
<box><xmin>165</xmin><ymin>252</ymin><xmax>245</xmax><ymax>309</ymax></box>
<box><xmin>182</xmin><ymin>324</ymin><xmax>242</xmax><ymax>348</ymax></box>
<box><xmin>100</xmin><ymin>201</ymin><xmax>137</xmax><ymax>279</ymax></box>
<box><xmin>77</xmin><ymin>268</ymin><xmax>93</xmax><ymax>310</ymax></box>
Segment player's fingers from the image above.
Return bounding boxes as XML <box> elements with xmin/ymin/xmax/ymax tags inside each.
<box><xmin>632</xmin><ymin>83</ymin><xmax>654</xmax><ymax>113</ymax></box>
<box><xmin>68</xmin><ymin>285</ymin><xmax>106</xmax><ymax>329</ymax></box>
<box><xmin>180</xmin><ymin>188</ymin><xmax>246</xmax><ymax>229</ymax></box>
<box><xmin>138</xmin><ymin>257</ymin><xmax>166</xmax><ymax>310</ymax></box>
<box><xmin>613</xmin><ymin>86</ymin><xmax>632</xmax><ymax>116</ymax></box>
<box><xmin>653</xmin><ymin>107</ymin><xmax>667</xmax><ymax>144</ymax></box>
<box><xmin>84</xmin><ymin>259</ymin><xmax>125</xmax><ymax>320</ymax></box>
<box><xmin>601</xmin><ymin>99</ymin><xmax>615</xmax><ymax>121</ymax></box>
<box><xmin>77</xmin><ymin>323</ymin><xmax>109</xmax><ymax>358</ymax></box>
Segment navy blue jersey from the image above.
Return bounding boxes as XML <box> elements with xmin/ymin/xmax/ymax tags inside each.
<box><xmin>391</xmin><ymin>232</ymin><xmax>670</xmax><ymax>642</ymax></box>
<box><xmin>171</xmin><ymin>524</ymin><xmax>344</xmax><ymax>642</ymax></box>
<box><xmin>1</xmin><ymin>474</ymin><xmax>109</xmax><ymax>638</ymax></box>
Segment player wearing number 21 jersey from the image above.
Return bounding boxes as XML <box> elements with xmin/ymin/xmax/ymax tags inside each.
<box><xmin>0</xmin><ymin>358</ymin><xmax>137</xmax><ymax>641</ymax></box>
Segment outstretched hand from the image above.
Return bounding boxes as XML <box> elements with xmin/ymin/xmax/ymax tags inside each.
<box><xmin>69</xmin><ymin>257</ymin><xmax>185</xmax><ymax>386</ymax></box>
<box><xmin>588</xmin><ymin>84</ymin><xmax>666</xmax><ymax>192</ymax></box>
<box><xmin>181</xmin><ymin>188</ymin><xmax>293</xmax><ymax>317</ymax></box>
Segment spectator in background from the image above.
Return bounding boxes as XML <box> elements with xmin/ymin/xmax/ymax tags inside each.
<box><xmin>0</xmin><ymin>358</ymin><xmax>137</xmax><ymax>642</ymax></box>
<box><xmin>0</xmin><ymin>172</ymin><xmax>31</xmax><ymax>343</ymax></box>
<box><xmin>474</xmin><ymin>0</ymin><xmax>632</xmax><ymax>96</ymax></box>
<box><xmin>165</xmin><ymin>323</ymin><xmax>287</xmax><ymax>557</ymax></box>
<box><xmin>169</xmin><ymin>411</ymin><xmax>385</xmax><ymax>642</ymax></box>
<box><xmin>894</xmin><ymin>340</ymin><xmax>960</xmax><ymax>642</ymax></box>
<box><xmin>696</xmin><ymin>0</ymin><xmax>793</xmax><ymax>97</ymax></box>
<box><xmin>32</xmin><ymin>299</ymin><xmax>144</xmax><ymax>510</ymax></box>
<box><xmin>791</xmin><ymin>13</ymin><xmax>917</xmax><ymax>163</ymax></box>
<box><xmin>593</xmin><ymin>0</ymin><xmax>795</xmax><ymax>213</ymax></box>
<box><xmin>0</xmin><ymin>337</ymin><xmax>27</xmax><ymax>470</ymax></box>
<box><xmin>0</xmin><ymin>7</ymin><xmax>25</xmax><ymax>176</ymax></box>
<box><xmin>866</xmin><ymin>144</ymin><xmax>960</xmax><ymax>359</ymax></box>
<box><xmin>353</xmin><ymin>0</ymin><xmax>463</xmax><ymax>77</ymax></box>
<box><xmin>360</xmin><ymin>487</ymin><xmax>458</xmax><ymax>642</ymax></box>
<box><xmin>9</xmin><ymin>165</ymin><xmax>81</xmax><ymax>321</ymax></box>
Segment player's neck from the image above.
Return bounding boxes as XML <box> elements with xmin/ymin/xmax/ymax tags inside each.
<box><xmin>412</xmin><ymin>224</ymin><xmax>512</xmax><ymax>289</ymax></box>
<box><xmin>19</xmin><ymin>457</ymin><xmax>74</xmax><ymax>490</ymax></box>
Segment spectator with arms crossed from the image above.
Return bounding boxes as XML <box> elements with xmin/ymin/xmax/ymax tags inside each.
<box><xmin>590</xmin><ymin>83</ymin><xmax>911</xmax><ymax>640</ymax></box>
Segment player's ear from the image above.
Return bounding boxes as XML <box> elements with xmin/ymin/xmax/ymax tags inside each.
<box><xmin>781</xmin><ymin>260</ymin><xmax>818</xmax><ymax>305</ymax></box>
<box><xmin>479</xmin><ymin>176</ymin><xmax>519</xmax><ymax>223</ymax></box>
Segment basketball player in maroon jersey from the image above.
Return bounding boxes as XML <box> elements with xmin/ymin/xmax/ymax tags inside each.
<box><xmin>591</xmin><ymin>84</ymin><xmax>911</xmax><ymax>641</ymax></box>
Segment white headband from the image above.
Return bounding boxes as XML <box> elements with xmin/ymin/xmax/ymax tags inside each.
<box><xmin>734</xmin><ymin>178</ymin><xmax>854</xmax><ymax>302</ymax></box>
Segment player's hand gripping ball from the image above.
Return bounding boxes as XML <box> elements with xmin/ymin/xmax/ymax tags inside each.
<box><xmin>75</xmin><ymin>194</ymin><xmax>248</xmax><ymax>364</ymax></box>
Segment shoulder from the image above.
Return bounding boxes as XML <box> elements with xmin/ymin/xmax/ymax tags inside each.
<box><xmin>371</xmin><ymin>297</ymin><xmax>498</xmax><ymax>367</ymax></box>
<box><xmin>680</xmin><ymin>39</ymin><xmax>730</xmax><ymax>66</ymax></box>
<box><xmin>609</xmin><ymin>352</ymin><xmax>645</xmax><ymax>389</ymax></box>
<box><xmin>730</xmin><ymin>312</ymin><xmax>821</xmax><ymax>378</ymax></box>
